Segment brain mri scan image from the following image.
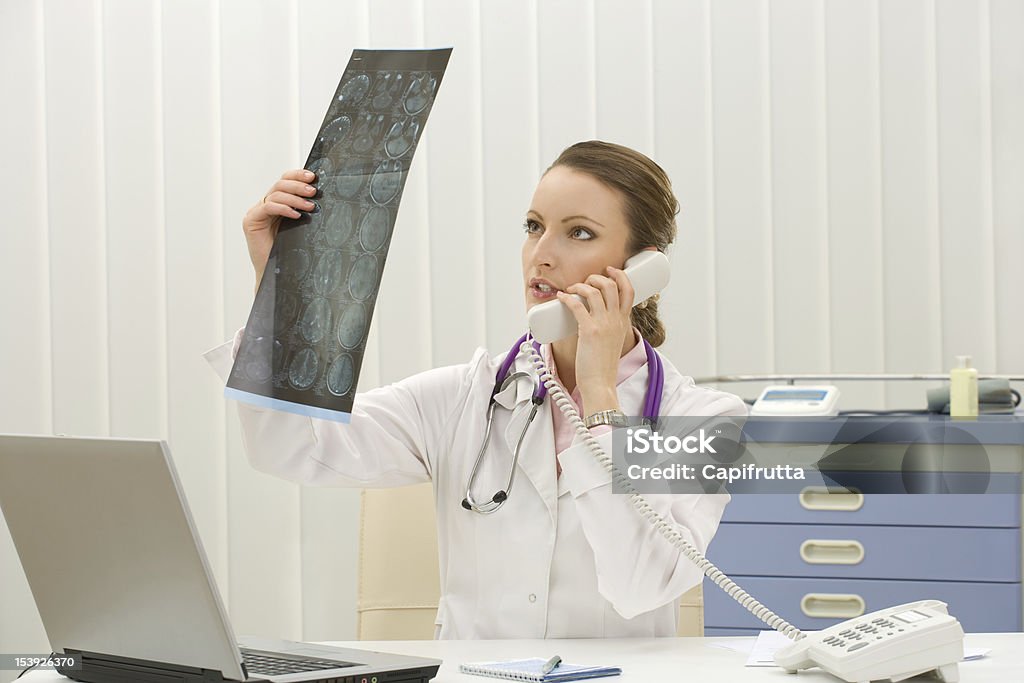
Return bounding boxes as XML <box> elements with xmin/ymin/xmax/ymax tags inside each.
<box><xmin>243</xmin><ymin>336</ymin><xmax>277</xmax><ymax>383</ymax></box>
<box><xmin>371</xmin><ymin>72</ymin><xmax>404</xmax><ymax>111</ymax></box>
<box><xmin>359</xmin><ymin>206</ymin><xmax>390</xmax><ymax>251</ymax></box>
<box><xmin>369</xmin><ymin>159</ymin><xmax>404</xmax><ymax>205</ymax></box>
<box><xmin>272</xmin><ymin>291</ymin><xmax>300</xmax><ymax>335</ymax></box>
<box><xmin>288</xmin><ymin>347</ymin><xmax>321</xmax><ymax>390</ymax></box>
<box><xmin>351</xmin><ymin>114</ymin><xmax>386</xmax><ymax>155</ymax></box>
<box><xmin>403</xmin><ymin>73</ymin><xmax>436</xmax><ymax>115</ymax></box>
<box><xmin>337</xmin><ymin>302</ymin><xmax>369</xmax><ymax>349</ymax></box>
<box><xmin>323</xmin><ymin>202</ymin><xmax>359</xmax><ymax>248</ymax></box>
<box><xmin>337</xmin><ymin>73</ymin><xmax>371</xmax><ymax>107</ymax></box>
<box><xmin>318</xmin><ymin>115</ymin><xmax>353</xmax><ymax>161</ymax></box>
<box><xmin>247</xmin><ymin>293</ymin><xmax>275</xmax><ymax>336</ymax></box>
<box><xmin>332</xmin><ymin>157</ymin><xmax>371</xmax><ymax>200</ymax></box>
<box><xmin>298</xmin><ymin>297</ymin><xmax>332</xmax><ymax>344</ymax></box>
<box><xmin>274</xmin><ymin>248</ymin><xmax>312</xmax><ymax>288</ymax></box>
<box><xmin>312</xmin><ymin>252</ymin><xmax>345</xmax><ymax>296</ymax></box>
<box><xmin>348</xmin><ymin>254</ymin><xmax>379</xmax><ymax>301</ymax></box>
<box><xmin>384</xmin><ymin>117</ymin><xmax>420</xmax><ymax>158</ymax></box>
<box><xmin>326</xmin><ymin>353</ymin><xmax>356</xmax><ymax>396</ymax></box>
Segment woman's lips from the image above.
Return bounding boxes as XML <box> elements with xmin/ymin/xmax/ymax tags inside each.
<box><xmin>528</xmin><ymin>279</ymin><xmax>562</xmax><ymax>301</ymax></box>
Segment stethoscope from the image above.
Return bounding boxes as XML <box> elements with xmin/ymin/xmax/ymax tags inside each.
<box><xmin>461</xmin><ymin>332</ymin><xmax>665</xmax><ymax>514</ymax></box>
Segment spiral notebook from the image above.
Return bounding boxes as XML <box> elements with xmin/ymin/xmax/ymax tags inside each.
<box><xmin>458</xmin><ymin>658</ymin><xmax>621</xmax><ymax>682</ymax></box>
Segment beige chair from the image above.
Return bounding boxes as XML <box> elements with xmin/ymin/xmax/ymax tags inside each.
<box><xmin>357</xmin><ymin>484</ymin><xmax>704</xmax><ymax>639</ymax></box>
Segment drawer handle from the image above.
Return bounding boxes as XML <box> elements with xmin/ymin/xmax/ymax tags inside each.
<box><xmin>800</xmin><ymin>539</ymin><xmax>865</xmax><ymax>565</ymax></box>
<box><xmin>801</xmin><ymin>593</ymin><xmax>865</xmax><ymax>619</ymax></box>
<box><xmin>799</xmin><ymin>486</ymin><xmax>864</xmax><ymax>511</ymax></box>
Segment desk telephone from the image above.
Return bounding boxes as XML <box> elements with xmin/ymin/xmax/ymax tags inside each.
<box><xmin>526</xmin><ymin>252</ymin><xmax>966</xmax><ymax>683</ymax></box>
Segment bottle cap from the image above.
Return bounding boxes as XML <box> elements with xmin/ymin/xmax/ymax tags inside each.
<box><xmin>956</xmin><ymin>355</ymin><xmax>972</xmax><ymax>368</ymax></box>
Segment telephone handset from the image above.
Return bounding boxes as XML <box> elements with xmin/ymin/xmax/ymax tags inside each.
<box><xmin>527</xmin><ymin>250</ymin><xmax>671</xmax><ymax>343</ymax></box>
<box><xmin>520</xmin><ymin>326</ymin><xmax>966</xmax><ymax>683</ymax></box>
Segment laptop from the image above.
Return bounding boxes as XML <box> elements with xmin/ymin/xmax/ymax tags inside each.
<box><xmin>0</xmin><ymin>434</ymin><xmax>441</xmax><ymax>683</ymax></box>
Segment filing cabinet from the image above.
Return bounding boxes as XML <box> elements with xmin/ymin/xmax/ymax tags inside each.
<box><xmin>702</xmin><ymin>418</ymin><xmax>1024</xmax><ymax>635</ymax></box>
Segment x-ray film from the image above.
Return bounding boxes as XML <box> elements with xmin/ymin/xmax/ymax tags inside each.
<box><xmin>226</xmin><ymin>48</ymin><xmax>452</xmax><ymax>422</ymax></box>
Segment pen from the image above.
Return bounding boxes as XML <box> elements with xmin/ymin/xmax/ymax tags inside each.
<box><xmin>541</xmin><ymin>655</ymin><xmax>561</xmax><ymax>675</ymax></box>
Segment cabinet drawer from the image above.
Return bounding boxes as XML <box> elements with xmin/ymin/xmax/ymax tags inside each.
<box><xmin>702</xmin><ymin>576</ymin><xmax>1021</xmax><ymax>632</ymax></box>
<box><xmin>708</xmin><ymin>524</ymin><xmax>1020</xmax><ymax>582</ymax></box>
<box><xmin>721</xmin><ymin>492</ymin><xmax>1021</xmax><ymax>527</ymax></box>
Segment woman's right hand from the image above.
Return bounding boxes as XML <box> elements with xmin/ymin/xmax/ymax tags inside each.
<box><xmin>243</xmin><ymin>168</ymin><xmax>319</xmax><ymax>290</ymax></box>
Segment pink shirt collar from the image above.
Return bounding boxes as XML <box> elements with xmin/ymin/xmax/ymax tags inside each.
<box><xmin>542</xmin><ymin>330</ymin><xmax>648</xmax><ymax>455</ymax></box>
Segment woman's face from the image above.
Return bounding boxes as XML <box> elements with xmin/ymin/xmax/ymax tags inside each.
<box><xmin>522</xmin><ymin>165</ymin><xmax>632</xmax><ymax>310</ymax></box>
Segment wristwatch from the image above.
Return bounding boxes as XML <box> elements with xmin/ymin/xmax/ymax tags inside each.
<box><xmin>584</xmin><ymin>409</ymin><xmax>630</xmax><ymax>429</ymax></box>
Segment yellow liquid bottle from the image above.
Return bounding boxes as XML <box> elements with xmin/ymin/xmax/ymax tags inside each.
<box><xmin>949</xmin><ymin>355</ymin><xmax>978</xmax><ymax>419</ymax></box>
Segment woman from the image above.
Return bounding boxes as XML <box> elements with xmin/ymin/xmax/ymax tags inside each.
<box><xmin>211</xmin><ymin>140</ymin><xmax>746</xmax><ymax>639</ymax></box>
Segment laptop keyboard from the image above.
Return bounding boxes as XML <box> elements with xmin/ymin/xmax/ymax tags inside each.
<box><xmin>240</xmin><ymin>648</ymin><xmax>356</xmax><ymax>676</ymax></box>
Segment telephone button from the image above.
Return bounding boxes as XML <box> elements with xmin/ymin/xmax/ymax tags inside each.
<box><xmin>838</xmin><ymin>630</ymin><xmax>854</xmax><ymax>637</ymax></box>
<box><xmin>848</xmin><ymin>642</ymin><xmax>869</xmax><ymax>652</ymax></box>
<box><xmin>823</xmin><ymin>636</ymin><xmax>837</xmax><ymax>644</ymax></box>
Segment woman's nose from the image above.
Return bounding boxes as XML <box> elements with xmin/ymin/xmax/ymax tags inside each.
<box><xmin>530</xmin><ymin>232</ymin><xmax>557</xmax><ymax>268</ymax></box>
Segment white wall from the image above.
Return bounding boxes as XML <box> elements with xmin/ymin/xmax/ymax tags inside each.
<box><xmin>1</xmin><ymin>0</ymin><xmax>1022</xmax><ymax>669</ymax></box>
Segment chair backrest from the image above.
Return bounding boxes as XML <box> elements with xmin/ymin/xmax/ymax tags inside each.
<box><xmin>357</xmin><ymin>483</ymin><xmax>704</xmax><ymax>639</ymax></box>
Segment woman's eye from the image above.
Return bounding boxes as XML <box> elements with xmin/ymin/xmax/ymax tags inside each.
<box><xmin>570</xmin><ymin>227</ymin><xmax>594</xmax><ymax>240</ymax></box>
<box><xmin>523</xmin><ymin>219</ymin><xmax>542</xmax><ymax>234</ymax></box>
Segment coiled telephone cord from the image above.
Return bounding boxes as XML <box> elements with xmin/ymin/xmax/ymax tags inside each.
<box><xmin>523</xmin><ymin>338</ymin><xmax>804</xmax><ymax>640</ymax></box>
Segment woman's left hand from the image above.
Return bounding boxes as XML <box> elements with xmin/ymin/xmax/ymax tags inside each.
<box><xmin>557</xmin><ymin>266</ymin><xmax>635</xmax><ymax>413</ymax></box>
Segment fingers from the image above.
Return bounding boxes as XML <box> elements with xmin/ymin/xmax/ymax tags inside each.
<box><xmin>561</xmin><ymin>280</ymin><xmax>611</xmax><ymax>336</ymax></box>
<box><xmin>261</xmin><ymin>199</ymin><xmax>303</xmax><ymax>220</ymax></box>
<box><xmin>282</xmin><ymin>168</ymin><xmax>316</xmax><ymax>183</ymax></box>
<box><xmin>565</xmin><ymin>273</ymin><xmax>622</xmax><ymax>318</ymax></box>
<box><xmin>257</xmin><ymin>171</ymin><xmax>319</xmax><ymax>221</ymax></box>
<box><xmin>606</xmin><ymin>266</ymin><xmax>635</xmax><ymax>315</ymax></box>
<box><xmin>556</xmin><ymin>290</ymin><xmax>591</xmax><ymax>330</ymax></box>
<box><xmin>268</xmin><ymin>176</ymin><xmax>318</xmax><ymax>205</ymax></box>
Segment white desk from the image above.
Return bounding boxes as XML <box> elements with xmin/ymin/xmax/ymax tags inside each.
<box><xmin>18</xmin><ymin>634</ymin><xmax>1023</xmax><ymax>682</ymax></box>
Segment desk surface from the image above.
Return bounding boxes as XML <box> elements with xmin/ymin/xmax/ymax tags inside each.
<box><xmin>19</xmin><ymin>634</ymin><xmax>1023</xmax><ymax>682</ymax></box>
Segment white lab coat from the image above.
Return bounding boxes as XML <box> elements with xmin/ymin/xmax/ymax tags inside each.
<box><xmin>205</xmin><ymin>336</ymin><xmax>746</xmax><ymax>639</ymax></box>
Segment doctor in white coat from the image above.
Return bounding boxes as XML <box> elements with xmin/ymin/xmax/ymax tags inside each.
<box><xmin>208</xmin><ymin>140</ymin><xmax>746</xmax><ymax>639</ymax></box>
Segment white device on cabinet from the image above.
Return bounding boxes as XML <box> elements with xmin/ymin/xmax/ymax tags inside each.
<box><xmin>751</xmin><ymin>385</ymin><xmax>841</xmax><ymax>417</ymax></box>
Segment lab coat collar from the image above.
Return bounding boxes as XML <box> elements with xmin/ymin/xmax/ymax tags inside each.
<box><xmin>492</xmin><ymin>370</ymin><xmax>537</xmax><ymax>410</ymax></box>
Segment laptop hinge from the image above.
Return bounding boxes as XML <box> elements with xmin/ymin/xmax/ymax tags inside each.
<box><xmin>61</xmin><ymin>649</ymin><xmax>247</xmax><ymax>683</ymax></box>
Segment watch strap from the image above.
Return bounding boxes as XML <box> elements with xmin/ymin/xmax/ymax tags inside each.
<box><xmin>584</xmin><ymin>409</ymin><xmax>629</xmax><ymax>429</ymax></box>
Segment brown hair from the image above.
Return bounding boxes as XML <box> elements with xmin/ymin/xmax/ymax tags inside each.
<box><xmin>547</xmin><ymin>140</ymin><xmax>678</xmax><ymax>346</ymax></box>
